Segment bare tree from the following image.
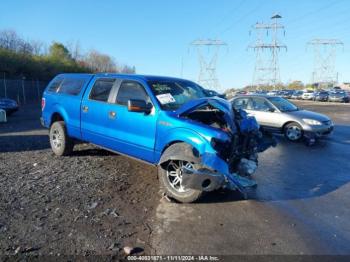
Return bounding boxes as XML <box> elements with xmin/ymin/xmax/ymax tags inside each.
<box><xmin>67</xmin><ymin>40</ymin><xmax>82</xmax><ymax>61</ymax></box>
<box><xmin>30</xmin><ymin>40</ymin><xmax>45</xmax><ymax>56</ymax></box>
<box><xmin>0</xmin><ymin>29</ymin><xmax>33</xmax><ymax>54</ymax></box>
<box><xmin>84</xmin><ymin>50</ymin><xmax>117</xmax><ymax>72</ymax></box>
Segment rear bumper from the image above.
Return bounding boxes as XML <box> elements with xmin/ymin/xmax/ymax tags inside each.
<box><xmin>315</xmin><ymin>97</ymin><xmax>328</xmax><ymax>101</ymax></box>
<box><xmin>329</xmin><ymin>98</ymin><xmax>349</xmax><ymax>102</ymax></box>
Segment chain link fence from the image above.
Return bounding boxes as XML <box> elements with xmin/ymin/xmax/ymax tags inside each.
<box><xmin>0</xmin><ymin>78</ymin><xmax>48</xmax><ymax>104</ymax></box>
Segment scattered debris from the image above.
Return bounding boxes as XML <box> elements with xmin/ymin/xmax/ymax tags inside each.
<box><xmin>87</xmin><ymin>202</ymin><xmax>98</xmax><ymax>210</ymax></box>
<box><xmin>123</xmin><ymin>246</ymin><xmax>134</xmax><ymax>255</ymax></box>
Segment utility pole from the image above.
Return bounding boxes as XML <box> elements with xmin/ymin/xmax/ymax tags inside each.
<box><xmin>248</xmin><ymin>14</ymin><xmax>287</xmax><ymax>90</ymax></box>
<box><xmin>307</xmin><ymin>39</ymin><xmax>343</xmax><ymax>88</ymax></box>
<box><xmin>190</xmin><ymin>39</ymin><xmax>227</xmax><ymax>91</ymax></box>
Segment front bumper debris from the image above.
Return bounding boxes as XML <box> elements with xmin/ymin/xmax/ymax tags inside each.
<box><xmin>181</xmin><ymin>153</ymin><xmax>259</xmax><ymax>197</ymax></box>
<box><xmin>181</xmin><ymin>167</ymin><xmax>225</xmax><ymax>192</ymax></box>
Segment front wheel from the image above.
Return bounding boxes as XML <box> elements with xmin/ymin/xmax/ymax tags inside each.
<box><xmin>158</xmin><ymin>160</ymin><xmax>203</xmax><ymax>203</ymax></box>
<box><xmin>49</xmin><ymin>121</ymin><xmax>74</xmax><ymax>156</ymax></box>
<box><xmin>284</xmin><ymin>122</ymin><xmax>303</xmax><ymax>142</ymax></box>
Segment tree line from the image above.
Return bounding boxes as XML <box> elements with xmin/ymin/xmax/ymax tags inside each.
<box><xmin>0</xmin><ymin>29</ymin><xmax>135</xmax><ymax>81</ymax></box>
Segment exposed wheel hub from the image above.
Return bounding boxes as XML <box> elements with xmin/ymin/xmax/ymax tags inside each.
<box><xmin>166</xmin><ymin>160</ymin><xmax>193</xmax><ymax>193</ymax></box>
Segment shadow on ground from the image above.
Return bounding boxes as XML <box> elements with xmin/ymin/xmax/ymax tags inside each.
<box><xmin>0</xmin><ymin>135</ymin><xmax>50</xmax><ymax>152</ymax></box>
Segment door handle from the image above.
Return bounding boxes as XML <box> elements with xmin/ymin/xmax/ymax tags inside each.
<box><xmin>82</xmin><ymin>105</ymin><xmax>89</xmax><ymax>112</ymax></box>
<box><xmin>108</xmin><ymin>111</ymin><xmax>116</xmax><ymax>119</ymax></box>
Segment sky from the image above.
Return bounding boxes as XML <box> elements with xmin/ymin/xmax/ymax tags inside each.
<box><xmin>1</xmin><ymin>0</ymin><xmax>350</xmax><ymax>91</ymax></box>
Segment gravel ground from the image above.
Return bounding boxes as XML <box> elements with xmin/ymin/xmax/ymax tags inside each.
<box><xmin>0</xmin><ymin>105</ymin><xmax>159</xmax><ymax>258</ymax></box>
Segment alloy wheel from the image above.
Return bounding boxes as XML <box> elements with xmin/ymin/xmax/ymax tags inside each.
<box><xmin>166</xmin><ymin>160</ymin><xmax>193</xmax><ymax>193</ymax></box>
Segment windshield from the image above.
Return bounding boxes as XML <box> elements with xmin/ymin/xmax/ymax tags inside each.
<box><xmin>267</xmin><ymin>97</ymin><xmax>298</xmax><ymax>112</ymax></box>
<box><xmin>148</xmin><ymin>80</ymin><xmax>207</xmax><ymax>110</ymax></box>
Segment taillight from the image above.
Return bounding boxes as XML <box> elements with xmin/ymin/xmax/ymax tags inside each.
<box><xmin>41</xmin><ymin>98</ymin><xmax>45</xmax><ymax>111</ymax></box>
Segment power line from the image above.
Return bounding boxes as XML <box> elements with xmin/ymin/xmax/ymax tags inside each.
<box><xmin>286</xmin><ymin>0</ymin><xmax>342</xmax><ymax>26</ymax></box>
<box><xmin>190</xmin><ymin>39</ymin><xmax>227</xmax><ymax>91</ymax></box>
<box><xmin>248</xmin><ymin>14</ymin><xmax>287</xmax><ymax>89</ymax></box>
<box><xmin>219</xmin><ymin>1</ymin><xmax>265</xmax><ymax>36</ymax></box>
<box><xmin>307</xmin><ymin>38</ymin><xmax>344</xmax><ymax>86</ymax></box>
<box><xmin>213</xmin><ymin>0</ymin><xmax>245</xmax><ymax>30</ymax></box>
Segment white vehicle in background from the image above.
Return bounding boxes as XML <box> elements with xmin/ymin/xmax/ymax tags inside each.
<box><xmin>267</xmin><ymin>90</ymin><xmax>278</xmax><ymax>96</ymax></box>
<box><xmin>301</xmin><ymin>91</ymin><xmax>315</xmax><ymax>100</ymax></box>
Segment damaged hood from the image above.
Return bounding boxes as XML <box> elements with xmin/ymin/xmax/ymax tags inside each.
<box><xmin>174</xmin><ymin>97</ymin><xmax>237</xmax><ymax>133</ymax></box>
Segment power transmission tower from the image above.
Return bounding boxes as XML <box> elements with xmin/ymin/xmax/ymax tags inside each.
<box><xmin>307</xmin><ymin>39</ymin><xmax>343</xmax><ymax>87</ymax></box>
<box><xmin>190</xmin><ymin>39</ymin><xmax>227</xmax><ymax>91</ymax></box>
<box><xmin>248</xmin><ymin>14</ymin><xmax>287</xmax><ymax>89</ymax></box>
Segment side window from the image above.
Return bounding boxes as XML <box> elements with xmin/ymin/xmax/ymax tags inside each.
<box><xmin>89</xmin><ymin>79</ymin><xmax>115</xmax><ymax>102</ymax></box>
<box><xmin>47</xmin><ymin>77</ymin><xmax>64</xmax><ymax>93</ymax></box>
<box><xmin>116</xmin><ymin>81</ymin><xmax>149</xmax><ymax>106</ymax></box>
<box><xmin>250</xmin><ymin>97</ymin><xmax>272</xmax><ymax>112</ymax></box>
<box><xmin>233</xmin><ymin>98</ymin><xmax>250</xmax><ymax>110</ymax></box>
<box><xmin>58</xmin><ymin>78</ymin><xmax>86</xmax><ymax>95</ymax></box>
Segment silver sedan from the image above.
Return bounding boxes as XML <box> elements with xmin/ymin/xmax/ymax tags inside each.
<box><xmin>231</xmin><ymin>95</ymin><xmax>333</xmax><ymax>141</ymax></box>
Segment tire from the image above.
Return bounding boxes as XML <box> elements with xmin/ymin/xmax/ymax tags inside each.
<box><xmin>158</xmin><ymin>143</ymin><xmax>203</xmax><ymax>203</ymax></box>
<box><xmin>49</xmin><ymin>121</ymin><xmax>74</xmax><ymax>156</ymax></box>
<box><xmin>284</xmin><ymin>122</ymin><xmax>303</xmax><ymax>142</ymax></box>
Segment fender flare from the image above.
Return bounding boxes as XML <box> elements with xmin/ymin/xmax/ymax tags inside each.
<box><xmin>159</xmin><ymin>142</ymin><xmax>199</xmax><ymax>165</ymax></box>
<box><xmin>49</xmin><ymin>104</ymin><xmax>69</xmax><ymax>126</ymax></box>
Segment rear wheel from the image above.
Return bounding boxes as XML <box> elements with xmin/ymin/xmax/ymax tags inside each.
<box><xmin>49</xmin><ymin>121</ymin><xmax>74</xmax><ymax>156</ymax></box>
<box><xmin>284</xmin><ymin>122</ymin><xmax>303</xmax><ymax>142</ymax></box>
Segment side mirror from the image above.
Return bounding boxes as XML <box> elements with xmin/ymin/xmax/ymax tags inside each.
<box><xmin>269</xmin><ymin>107</ymin><xmax>276</xmax><ymax>112</ymax></box>
<box><xmin>127</xmin><ymin>99</ymin><xmax>152</xmax><ymax>114</ymax></box>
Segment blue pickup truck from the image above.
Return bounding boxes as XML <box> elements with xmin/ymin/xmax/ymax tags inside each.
<box><xmin>41</xmin><ymin>73</ymin><xmax>274</xmax><ymax>202</ymax></box>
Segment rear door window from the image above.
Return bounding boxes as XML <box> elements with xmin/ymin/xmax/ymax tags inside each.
<box><xmin>58</xmin><ymin>78</ymin><xmax>86</xmax><ymax>95</ymax></box>
<box><xmin>250</xmin><ymin>97</ymin><xmax>272</xmax><ymax>112</ymax></box>
<box><xmin>89</xmin><ymin>78</ymin><xmax>116</xmax><ymax>102</ymax></box>
<box><xmin>116</xmin><ymin>81</ymin><xmax>150</xmax><ymax>106</ymax></box>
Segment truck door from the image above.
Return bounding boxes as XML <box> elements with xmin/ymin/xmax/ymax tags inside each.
<box><xmin>80</xmin><ymin>77</ymin><xmax>125</xmax><ymax>152</ymax></box>
<box><xmin>108</xmin><ymin>80</ymin><xmax>158</xmax><ymax>163</ymax></box>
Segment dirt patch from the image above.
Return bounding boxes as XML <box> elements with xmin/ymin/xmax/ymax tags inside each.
<box><xmin>0</xmin><ymin>105</ymin><xmax>159</xmax><ymax>257</ymax></box>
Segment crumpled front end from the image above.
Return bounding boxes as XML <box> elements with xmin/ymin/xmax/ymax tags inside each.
<box><xmin>175</xmin><ymin>98</ymin><xmax>276</xmax><ymax>196</ymax></box>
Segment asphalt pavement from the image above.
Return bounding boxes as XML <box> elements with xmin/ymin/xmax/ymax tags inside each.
<box><xmin>151</xmin><ymin>101</ymin><xmax>350</xmax><ymax>255</ymax></box>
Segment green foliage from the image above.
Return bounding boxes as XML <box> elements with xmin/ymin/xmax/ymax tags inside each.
<box><xmin>49</xmin><ymin>42</ymin><xmax>71</xmax><ymax>61</ymax></box>
<box><xmin>0</xmin><ymin>30</ymin><xmax>136</xmax><ymax>81</ymax></box>
<box><xmin>287</xmin><ymin>80</ymin><xmax>304</xmax><ymax>90</ymax></box>
<box><xmin>0</xmin><ymin>42</ymin><xmax>91</xmax><ymax>81</ymax></box>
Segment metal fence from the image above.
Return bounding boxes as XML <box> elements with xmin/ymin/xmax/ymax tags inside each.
<box><xmin>0</xmin><ymin>78</ymin><xmax>48</xmax><ymax>104</ymax></box>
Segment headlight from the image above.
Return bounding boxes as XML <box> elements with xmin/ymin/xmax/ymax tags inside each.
<box><xmin>303</xmin><ymin>119</ymin><xmax>322</xmax><ymax>126</ymax></box>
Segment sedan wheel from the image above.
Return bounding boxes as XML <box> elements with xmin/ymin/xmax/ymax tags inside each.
<box><xmin>284</xmin><ymin>122</ymin><xmax>303</xmax><ymax>141</ymax></box>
